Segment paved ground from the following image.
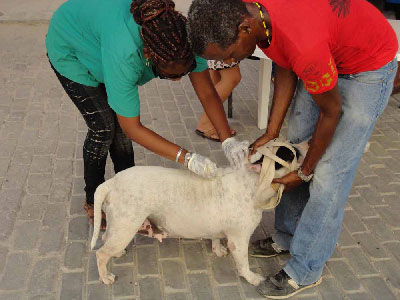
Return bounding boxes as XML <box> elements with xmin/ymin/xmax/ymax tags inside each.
<box><xmin>0</xmin><ymin>10</ymin><xmax>400</xmax><ymax>300</ymax></box>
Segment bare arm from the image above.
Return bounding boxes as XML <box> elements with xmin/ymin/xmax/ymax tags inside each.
<box><xmin>272</xmin><ymin>84</ymin><xmax>342</xmax><ymax>189</ymax></box>
<box><xmin>301</xmin><ymin>84</ymin><xmax>342</xmax><ymax>175</ymax></box>
<box><xmin>117</xmin><ymin>115</ymin><xmax>188</xmax><ymax>164</ymax></box>
<box><xmin>251</xmin><ymin>65</ymin><xmax>298</xmax><ymax>153</ymax></box>
<box><xmin>189</xmin><ymin>70</ymin><xmax>231</xmax><ymax>142</ymax></box>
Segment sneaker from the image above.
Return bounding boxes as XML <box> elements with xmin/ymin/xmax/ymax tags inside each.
<box><xmin>257</xmin><ymin>269</ymin><xmax>322</xmax><ymax>299</ymax></box>
<box><xmin>250</xmin><ymin>237</ymin><xmax>289</xmax><ymax>258</ymax></box>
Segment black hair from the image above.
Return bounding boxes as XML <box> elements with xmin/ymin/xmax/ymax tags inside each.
<box><xmin>186</xmin><ymin>0</ymin><xmax>250</xmax><ymax>55</ymax></box>
<box><xmin>131</xmin><ymin>0</ymin><xmax>193</xmax><ymax>65</ymax></box>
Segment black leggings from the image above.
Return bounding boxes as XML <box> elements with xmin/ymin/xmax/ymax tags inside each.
<box><xmin>50</xmin><ymin>64</ymin><xmax>135</xmax><ymax>204</ymax></box>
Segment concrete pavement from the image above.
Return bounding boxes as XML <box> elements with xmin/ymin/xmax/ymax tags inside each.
<box><xmin>0</xmin><ymin>1</ymin><xmax>399</xmax><ymax>299</ymax></box>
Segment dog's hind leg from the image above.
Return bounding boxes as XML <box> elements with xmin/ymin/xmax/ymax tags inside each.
<box><xmin>226</xmin><ymin>232</ymin><xmax>265</xmax><ymax>286</ymax></box>
<box><xmin>212</xmin><ymin>239</ymin><xmax>228</xmax><ymax>257</ymax></box>
<box><xmin>96</xmin><ymin>215</ymin><xmax>146</xmax><ymax>284</ymax></box>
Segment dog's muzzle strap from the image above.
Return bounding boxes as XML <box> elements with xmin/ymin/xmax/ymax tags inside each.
<box><xmin>255</xmin><ymin>140</ymin><xmax>299</xmax><ymax>209</ymax></box>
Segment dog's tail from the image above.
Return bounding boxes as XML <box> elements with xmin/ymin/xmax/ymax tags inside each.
<box><xmin>90</xmin><ymin>181</ymin><xmax>110</xmax><ymax>250</ymax></box>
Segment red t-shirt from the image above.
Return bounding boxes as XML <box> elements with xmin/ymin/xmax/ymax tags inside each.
<box><xmin>244</xmin><ymin>0</ymin><xmax>398</xmax><ymax>94</ymax></box>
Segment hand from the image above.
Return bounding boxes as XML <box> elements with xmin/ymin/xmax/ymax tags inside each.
<box><xmin>222</xmin><ymin>137</ymin><xmax>250</xmax><ymax>169</ymax></box>
<box><xmin>272</xmin><ymin>170</ymin><xmax>303</xmax><ymax>191</ymax></box>
<box><xmin>187</xmin><ymin>153</ymin><xmax>217</xmax><ymax>178</ymax></box>
<box><xmin>249</xmin><ymin>133</ymin><xmax>276</xmax><ymax>155</ymax></box>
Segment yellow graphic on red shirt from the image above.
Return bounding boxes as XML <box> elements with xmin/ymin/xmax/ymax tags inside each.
<box><xmin>304</xmin><ymin>58</ymin><xmax>337</xmax><ymax>93</ymax></box>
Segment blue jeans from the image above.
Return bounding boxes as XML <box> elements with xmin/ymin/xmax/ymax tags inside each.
<box><xmin>272</xmin><ymin>58</ymin><xmax>397</xmax><ymax>285</ymax></box>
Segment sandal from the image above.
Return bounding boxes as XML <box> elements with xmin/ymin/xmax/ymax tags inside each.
<box><xmin>84</xmin><ymin>203</ymin><xmax>107</xmax><ymax>231</ymax></box>
<box><xmin>195</xmin><ymin>128</ymin><xmax>237</xmax><ymax>142</ymax></box>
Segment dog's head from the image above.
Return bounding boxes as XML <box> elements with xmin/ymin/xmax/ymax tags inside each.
<box><xmin>247</xmin><ymin>141</ymin><xmax>309</xmax><ymax>178</ymax></box>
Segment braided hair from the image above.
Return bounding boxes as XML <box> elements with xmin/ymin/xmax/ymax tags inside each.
<box><xmin>131</xmin><ymin>0</ymin><xmax>193</xmax><ymax>66</ymax></box>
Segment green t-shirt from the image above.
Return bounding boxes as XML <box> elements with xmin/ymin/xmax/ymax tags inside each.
<box><xmin>46</xmin><ymin>0</ymin><xmax>207</xmax><ymax>117</ymax></box>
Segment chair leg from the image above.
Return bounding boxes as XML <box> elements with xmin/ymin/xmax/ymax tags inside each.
<box><xmin>228</xmin><ymin>93</ymin><xmax>233</xmax><ymax>118</ymax></box>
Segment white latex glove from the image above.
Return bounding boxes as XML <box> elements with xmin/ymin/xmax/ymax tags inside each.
<box><xmin>188</xmin><ymin>153</ymin><xmax>217</xmax><ymax>178</ymax></box>
<box><xmin>222</xmin><ymin>137</ymin><xmax>250</xmax><ymax>169</ymax></box>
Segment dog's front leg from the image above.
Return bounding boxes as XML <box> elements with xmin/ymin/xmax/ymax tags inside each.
<box><xmin>226</xmin><ymin>233</ymin><xmax>265</xmax><ymax>286</ymax></box>
<box><xmin>212</xmin><ymin>239</ymin><xmax>228</xmax><ymax>257</ymax></box>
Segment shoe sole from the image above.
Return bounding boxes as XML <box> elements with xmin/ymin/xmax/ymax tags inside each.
<box><xmin>250</xmin><ymin>253</ymin><xmax>280</xmax><ymax>258</ymax></box>
<box><xmin>263</xmin><ymin>277</ymin><xmax>323</xmax><ymax>299</ymax></box>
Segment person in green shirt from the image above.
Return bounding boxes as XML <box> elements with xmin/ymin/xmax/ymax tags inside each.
<box><xmin>46</xmin><ymin>0</ymin><xmax>249</xmax><ymax>228</ymax></box>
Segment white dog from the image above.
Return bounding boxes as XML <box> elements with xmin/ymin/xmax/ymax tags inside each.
<box><xmin>91</xmin><ymin>142</ymin><xmax>307</xmax><ymax>286</ymax></box>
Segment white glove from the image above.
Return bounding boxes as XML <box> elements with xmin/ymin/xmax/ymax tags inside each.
<box><xmin>222</xmin><ymin>137</ymin><xmax>250</xmax><ymax>169</ymax></box>
<box><xmin>188</xmin><ymin>153</ymin><xmax>217</xmax><ymax>178</ymax></box>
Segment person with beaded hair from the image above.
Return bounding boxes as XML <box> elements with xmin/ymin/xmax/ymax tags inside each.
<box><xmin>187</xmin><ymin>0</ymin><xmax>397</xmax><ymax>298</ymax></box>
<box><xmin>46</xmin><ymin>0</ymin><xmax>249</xmax><ymax>229</ymax></box>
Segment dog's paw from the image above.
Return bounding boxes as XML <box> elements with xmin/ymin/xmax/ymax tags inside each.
<box><xmin>213</xmin><ymin>245</ymin><xmax>229</xmax><ymax>257</ymax></box>
<box><xmin>100</xmin><ymin>273</ymin><xmax>116</xmax><ymax>285</ymax></box>
<box><xmin>244</xmin><ymin>272</ymin><xmax>265</xmax><ymax>286</ymax></box>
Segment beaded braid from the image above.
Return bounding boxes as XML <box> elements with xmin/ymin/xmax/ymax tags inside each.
<box><xmin>131</xmin><ymin>0</ymin><xmax>193</xmax><ymax>65</ymax></box>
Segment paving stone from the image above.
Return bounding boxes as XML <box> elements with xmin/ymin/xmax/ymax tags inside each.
<box><xmin>64</xmin><ymin>242</ymin><xmax>86</xmax><ymax>269</ymax></box>
<box><xmin>343</xmin><ymin>210</ymin><xmax>367</xmax><ymax>233</ymax></box>
<box><xmin>13</xmin><ymin>220</ymin><xmax>40</xmax><ymax>250</ymax></box>
<box><xmin>166</xmin><ymin>292</ymin><xmax>189</xmax><ymax>300</ymax></box>
<box><xmin>326</xmin><ymin>260</ymin><xmax>361</xmax><ymax>292</ymax></box>
<box><xmin>356</xmin><ymin>187</ymin><xmax>385</xmax><ymax>206</ymax></box>
<box><xmin>0</xmin><ymin>252</ymin><xmax>32</xmax><ymax>290</ymax></box>
<box><xmin>0</xmin><ymin>291</ymin><xmax>25</xmax><ymax>300</ymax></box>
<box><xmin>361</xmin><ymin>277</ymin><xmax>396</xmax><ymax>300</ymax></box>
<box><xmin>384</xmin><ymin>242</ymin><xmax>400</xmax><ymax>263</ymax></box>
<box><xmin>211</xmin><ymin>256</ymin><xmax>238</xmax><ymax>284</ymax></box>
<box><xmin>218</xmin><ymin>285</ymin><xmax>242</xmax><ymax>300</ymax></box>
<box><xmin>137</xmin><ymin>246</ymin><xmax>159</xmax><ymax>275</ymax></box>
<box><xmin>43</xmin><ymin>203</ymin><xmax>67</xmax><ymax>228</ymax></box>
<box><xmin>38</xmin><ymin>226</ymin><xmax>65</xmax><ymax>255</ymax></box>
<box><xmin>114</xmin><ymin>243</ymin><xmax>134</xmax><ymax>264</ymax></box>
<box><xmin>240</xmin><ymin>276</ymin><xmax>265</xmax><ymax>299</ymax></box>
<box><xmin>0</xmin><ymin>246</ymin><xmax>8</xmax><ymax>274</ymax></box>
<box><xmin>159</xmin><ymin>238</ymin><xmax>180</xmax><ymax>258</ymax></box>
<box><xmin>111</xmin><ymin>265</ymin><xmax>135</xmax><ymax>297</ymax></box>
<box><xmin>68</xmin><ymin>216</ymin><xmax>89</xmax><ymax>241</ymax></box>
<box><xmin>87</xmin><ymin>283</ymin><xmax>109</xmax><ymax>300</ymax></box>
<box><xmin>30</xmin><ymin>155</ymin><xmax>53</xmax><ymax>173</ymax></box>
<box><xmin>139</xmin><ymin>277</ymin><xmax>162</xmax><ymax>300</ymax></box>
<box><xmin>29</xmin><ymin>257</ymin><xmax>60</xmax><ymax>297</ymax></box>
<box><xmin>374</xmin><ymin>260</ymin><xmax>400</xmax><ymax>290</ymax></box>
<box><xmin>53</xmin><ymin>159</ymin><xmax>73</xmax><ymax>179</ymax></box>
<box><xmin>70</xmin><ymin>195</ymin><xmax>86</xmax><ymax>215</ymax></box>
<box><xmin>362</xmin><ymin>217</ymin><xmax>397</xmax><ymax>242</ymax></box>
<box><xmin>183</xmin><ymin>242</ymin><xmax>207</xmax><ymax>271</ymax></box>
<box><xmin>343</xmin><ymin>292</ymin><xmax>373</xmax><ymax>300</ymax></box>
<box><xmin>375</xmin><ymin>206</ymin><xmax>400</xmax><ymax>228</ymax></box>
<box><xmin>341</xmin><ymin>248</ymin><xmax>377</xmax><ymax>276</ymax></box>
<box><xmin>353</xmin><ymin>233</ymin><xmax>389</xmax><ymax>259</ymax></box>
<box><xmin>72</xmin><ymin>176</ymin><xmax>85</xmax><ymax>195</ymax></box>
<box><xmin>87</xmin><ymin>252</ymin><xmax>99</xmax><ymax>282</ymax></box>
<box><xmin>49</xmin><ymin>178</ymin><xmax>72</xmax><ymax>202</ymax></box>
<box><xmin>60</xmin><ymin>272</ymin><xmax>83</xmax><ymax>300</ymax></box>
<box><xmin>188</xmin><ymin>273</ymin><xmax>214</xmax><ymax>300</ymax></box>
<box><xmin>35</xmin><ymin>138</ymin><xmax>58</xmax><ymax>155</ymax></box>
<box><xmin>161</xmin><ymin>260</ymin><xmax>186</xmax><ymax>291</ymax></box>
<box><xmin>337</xmin><ymin>226</ymin><xmax>357</xmax><ymax>247</ymax></box>
<box><xmin>27</xmin><ymin>173</ymin><xmax>52</xmax><ymax>194</ymax></box>
<box><xmin>18</xmin><ymin>194</ymin><xmax>47</xmax><ymax>220</ymax></box>
<box><xmin>3</xmin><ymin>163</ymin><xmax>29</xmax><ymax>189</ymax></box>
<box><xmin>317</xmin><ymin>277</ymin><xmax>343</xmax><ymax>300</ymax></box>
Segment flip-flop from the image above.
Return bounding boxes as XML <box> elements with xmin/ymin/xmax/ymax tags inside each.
<box><xmin>195</xmin><ymin>128</ymin><xmax>237</xmax><ymax>142</ymax></box>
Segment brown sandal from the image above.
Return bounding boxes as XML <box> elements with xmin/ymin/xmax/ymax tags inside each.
<box><xmin>195</xmin><ymin>128</ymin><xmax>237</xmax><ymax>142</ymax></box>
<box><xmin>84</xmin><ymin>203</ymin><xmax>107</xmax><ymax>231</ymax></box>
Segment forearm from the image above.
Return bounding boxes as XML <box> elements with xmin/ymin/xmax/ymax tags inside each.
<box><xmin>301</xmin><ymin>112</ymin><xmax>340</xmax><ymax>175</ymax></box>
<box><xmin>189</xmin><ymin>71</ymin><xmax>231</xmax><ymax>141</ymax></box>
<box><xmin>266</xmin><ymin>65</ymin><xmax>298</xmax><ymax>137</ymax></box>
<box><xmin>301</xmin><ymin>85</ymin><xmax>342</xmax><ymax>175</ymax></box>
